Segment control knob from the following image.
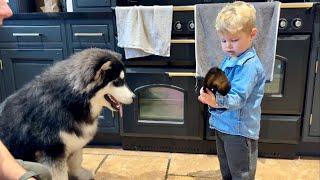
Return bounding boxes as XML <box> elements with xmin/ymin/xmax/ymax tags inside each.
<box><xmin>278</xmin><ymin>18</ymin><xmax>287</xmax><ymax>29</ymax></box>
<box><xmin>188</xmin><ymin>21</ymin><xmax>195</xmax><ymax>31</ymax></box>
<box><xmin>292</xmin><ymin>18</ymin><xmax>303</xmax><ymax>29</ymax></box>
<box><xmin>174</xmin><ymin>21</ymin><xmax>182</xmax><ymax>31</ymax></box>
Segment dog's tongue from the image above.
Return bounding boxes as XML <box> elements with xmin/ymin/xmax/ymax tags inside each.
<box><xmin>119</xmin><ymin>104</ymin><xmax>123</xmax><ymax>118</ymax></box>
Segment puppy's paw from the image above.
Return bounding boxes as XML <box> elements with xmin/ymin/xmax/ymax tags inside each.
<box><xmin>70</xmin><ymin>167</ymin><xmax>94</xmax><ymax>180</ymax></box>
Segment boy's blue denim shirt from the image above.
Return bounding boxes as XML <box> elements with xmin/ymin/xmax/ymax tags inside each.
<box><xmin>209</xmin><ymin>47</ymin><xmax>266</xmax><ymax>140</ymax></box>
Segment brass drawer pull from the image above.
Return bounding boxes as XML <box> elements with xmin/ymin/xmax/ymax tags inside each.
<box><xmin>12</xmin><ymin>33</ymin><xmax>41</xmax><ymax>37</ymax></box>
<box><xmin>74</xmin><ymin>33</ymin><xmax>104</xmax><ymax>37</ymax></box>
<box><xmin>166</xmin><ymin>72</ymin><xmax>196</xmax><ymax>77</ymax></box>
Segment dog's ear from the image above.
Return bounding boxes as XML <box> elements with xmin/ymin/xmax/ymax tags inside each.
<box><xmin>100</xmin><ymin>61</ymin><xmax>112</xmax><ymax>71</ymax></box>
<box><xmin>94</xmin><ymin>61</ymin><xmax>112</xmax><ymax>81</ymax></box>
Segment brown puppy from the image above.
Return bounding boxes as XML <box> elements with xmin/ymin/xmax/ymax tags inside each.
<box><xmin>203</xmin><ymin>67</ymin><xmax>231</xmax><ymax>96</ymax></box>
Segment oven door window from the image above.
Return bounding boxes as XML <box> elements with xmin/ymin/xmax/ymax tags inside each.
<box><xmin>264</xmin><ymin>55</ymin><xmax>287</xmax><ymax>97</ymax></box>
<box><xmin>137</xmin><ymin>85</ymin><xmax>184</xmax><ymax>124</ymax></box>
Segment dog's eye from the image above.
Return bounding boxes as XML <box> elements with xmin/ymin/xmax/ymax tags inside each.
<box><xmin>113</xmin><ymin>78</ymin><xmax>124</xmax><ymax>87</ymax></box>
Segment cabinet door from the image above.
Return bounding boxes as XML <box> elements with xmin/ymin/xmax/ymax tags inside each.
<box><xmin>309</xmin><ymin>60</ymin><xmax>320</xmax><ymax>137</ymax></box>
<box><xmin>1</xmin><ymin>49</ymin><xmax>63</xmax><ymax>97</ymax></box>
<box><xmin>98</xmin><ymin>109</ymin><xmax>119</xmax><ymax>133</ymax></box>
<box><xmin>0</xmin><ymin>70</ymin><xmax>4</xmax><ymax>103</ymax></box>
<box><xmin>72</xmin><ymin>0</ymin><xmax>116</xmax><ymax>12</ymax></box>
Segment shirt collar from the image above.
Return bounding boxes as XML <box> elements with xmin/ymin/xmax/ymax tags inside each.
<box><xmin>223</xmin><ymin>47</ymin><xmax>256</xmax><ymax>68</ymax></box>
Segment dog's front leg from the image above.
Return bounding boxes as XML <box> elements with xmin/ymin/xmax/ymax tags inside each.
<box><xmin>46</xmin><ymin>159</ymin><xmax>68</xmax><ymax>180</ymax></box>
<box><xmin>67</xmin><ymin>149</ymin><xmax>94</xmax><ymax>180</ymax></box>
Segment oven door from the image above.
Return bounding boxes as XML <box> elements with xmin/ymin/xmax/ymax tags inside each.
<box><xmin>121</xmin><ymin>67</ymin><xmax>203</xmax><ymax>140</ymax></box>
<box><xmin>262</xmin><ymin>34</ymin><xmax>311</xmax><ymax>115</ymax></box>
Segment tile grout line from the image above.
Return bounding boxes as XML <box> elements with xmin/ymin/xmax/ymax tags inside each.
<box><xmin>94</xmin><ymin>154</ymin><xmax>109</xmax><ymax>175</ymax></box>
<box><xmin>84</xmin><ymin>152</ymin><xmax>170</xmax><ymax>158</ymax></box>
<box><xmin>164</xmin><ymin>153</ymin><xmax>172</xmax><ymax>180</ymax></box>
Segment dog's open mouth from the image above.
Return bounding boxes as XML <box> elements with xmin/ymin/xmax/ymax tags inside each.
<box><xmin>104</xmin><ymin>94</ymin><xmax>123</xmax><ymax>117</ymax></box>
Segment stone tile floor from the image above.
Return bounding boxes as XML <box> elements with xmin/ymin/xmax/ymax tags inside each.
<box><xmin>82</xmin><ymin>146</ymin><xmax>320</xmax><ymax>180</ymax></box>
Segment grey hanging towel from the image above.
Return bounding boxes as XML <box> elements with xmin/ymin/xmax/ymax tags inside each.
<box><xmin>195</xmin><ymin>2</ymin><xmax>281</xmax><ymax>81</ymax></box>
<box><xmin>115</xmin><ymin>5</ymin><xmax>173</xmax><ymax>59</ymax></box>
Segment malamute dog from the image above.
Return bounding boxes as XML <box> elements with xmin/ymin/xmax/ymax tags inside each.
<box><xmin>0</xmin><ymin>48</ymin><xmax>135</xmax><ymax>179</ymax></box>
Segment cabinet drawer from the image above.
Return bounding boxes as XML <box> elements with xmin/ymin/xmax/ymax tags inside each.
<box><xmin>76</xmin><ymin>0</ymin><xmax>111</xmax><ymax>7</ymax></box>
<box><xmin>0</xmin><ymin>26</ymin><xmax>62</xmax><ymax>43</ymax></box>
<box><xmin>71</xmin><ymin>25</ymin><xmax>111</xmax><ymax>44</ymax></box>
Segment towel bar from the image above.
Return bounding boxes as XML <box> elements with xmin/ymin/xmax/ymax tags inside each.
<box><xmin>171</xmin><ymin>39</ymin><xmax>195</xmax><ymax>43</ymax></box>
<box><xmin>112</xmin><ymin>3</ymin><xmax>313</xmax><ymax>11</ymax></box>
<box><xmin>111</xmin><ymin>6</ymin><xmax>195</xmax><ymax>11</ymax></box>
<box><xmin>165</xmin><ymin>72</ymin><xmax>196</xmax><ymax>77</ymax></box>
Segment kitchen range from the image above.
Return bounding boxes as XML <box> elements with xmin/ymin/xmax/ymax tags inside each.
<box><xmin>117</xmin><ymin>1</ymin><xmax>320</xmax><ymax>158</ymax></box>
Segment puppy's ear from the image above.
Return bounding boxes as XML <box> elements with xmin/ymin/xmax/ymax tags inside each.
<box><xmin>94</xmin><ymin>61</ymin><xmax>112</xmax><ymax>81</ymax></box>
<box><xmin>100</xmin><ymin>61</ymin><xmax>112</xmax><ymax>71</ymax></box>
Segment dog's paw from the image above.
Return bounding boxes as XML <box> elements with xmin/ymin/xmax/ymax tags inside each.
<box><xmin>70</xmin><ymin>168</ymin><xmax>94</xmax><ymax>180</ymax></box>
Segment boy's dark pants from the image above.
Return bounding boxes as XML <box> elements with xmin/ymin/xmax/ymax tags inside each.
<box><xmin>215</xmin><ymin>130</ymin><xmax>258</xmax><ymax>180</ymax></box>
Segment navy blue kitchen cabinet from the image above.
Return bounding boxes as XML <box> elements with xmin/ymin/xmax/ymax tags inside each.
<box><xmin>0</xmin><ymin>13</ymin><xmax>120</xmax><ymax>145</ymax></box>
<box><xmin>0</xmin><ymin>68</ymin><xmax>5</xmax><ymax>102</ymax></box>
<box><xmin>301</xmin><ymin>4</ymin><xmax>320</xmax><ymax>149</ymax></box>
<box><xmin>66</xmin><ymin>18</ymin><xmax>115</xmax><ymax>53</ymax></box>
<box><xmin>72</xmin><ymin>0</ymin><xmax>116</xmax><ymax>12</ymax></box>
<box><xmin>0</xmin><ymin>20</ymin><xmax>66</xmax><ymax>98</ymax></box>
<box><xmin>309</xmin><ymin>57</ymin><xmax>320</xmax><ymax>137</ymax></box>
<box><xmin>308</xmin><ymin>6</ymin><xmax>320</xmax><ymax>139</ymax></box>
<box><xmin>1</xmin><ymin>49</ymin><xmax>63</xmax><ymax>97</ymax></box>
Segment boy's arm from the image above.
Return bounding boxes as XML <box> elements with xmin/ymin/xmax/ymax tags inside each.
<box><xmin>215</xmin><ymin>64</ymin><xmax>258</xmax><ymax>110</ymax></box>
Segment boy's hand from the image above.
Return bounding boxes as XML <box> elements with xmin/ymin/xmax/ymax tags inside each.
<box><xmin>198</xmin><ymin>87</ymin><xmax>218</xmax><ymax>107</ymax></box>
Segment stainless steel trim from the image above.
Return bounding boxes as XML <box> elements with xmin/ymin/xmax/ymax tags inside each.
<box><xmin>0</xmin><ymin>60</ymin><xmax>3</xmax><ymax>70</ymax></box>
<box><xmin>12</xmin><ymin>33</ymin><xmax>41</xmax><ymax>37</ymax></box>
<box><xmin>74</xmin><ymin>33</ymin><xmax>104</xmax><ymax>37</ymax></box>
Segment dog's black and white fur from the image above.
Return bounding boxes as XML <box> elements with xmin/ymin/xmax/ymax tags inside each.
<box><xmin>0</xmin><ymin>48</ymin><xmax>135</xmax><ymax>180</ymax></box>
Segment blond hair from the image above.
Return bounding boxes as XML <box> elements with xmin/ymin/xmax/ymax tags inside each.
<box><xmin>215</xmin><ymin>1</ymin><xmax>256</xmax><ymax>35</ymax></box>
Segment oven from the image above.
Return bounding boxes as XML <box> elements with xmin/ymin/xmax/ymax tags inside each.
<box><xmin>118</xmin><ymin>9</ymin><xmax>207</xmax><ymax>152</ymax></box>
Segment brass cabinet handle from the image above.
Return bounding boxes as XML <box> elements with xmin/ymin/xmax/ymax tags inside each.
<box><xmin>12</xmin><ymin>33</ymin><xmax>41</xmax><ymax>37</ymax></box>
<box><xmin>74</xmin><ymin>33</ymin><xmax>104</xmax><ymax>37</ymax></box>
<box><xmin>165</xmin><ymin>72</ymin><xmax>196</xmax><ymax>77</ymax></box>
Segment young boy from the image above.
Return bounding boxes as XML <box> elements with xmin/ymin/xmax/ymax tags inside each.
<box><xmin>198</xmin><ymin>1</ymin><xmax>266</xmax><ymax>180</ymax></box>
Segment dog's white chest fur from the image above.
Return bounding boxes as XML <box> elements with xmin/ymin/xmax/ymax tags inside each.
<box><xmin>60</xmin><ymin>121</ymin><xmax>98</xmax><ymax>154</ymax></box>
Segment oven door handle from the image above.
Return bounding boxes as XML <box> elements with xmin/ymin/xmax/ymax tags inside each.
<box><xmin>275</xmin><ymin>55</ymin><xmax>288</xmax><ymax>62</ymax></box>
<box><xmin>165</xmin><ymin>72</ymin><xmax>196</xmax><ymax>77</ymax></box>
